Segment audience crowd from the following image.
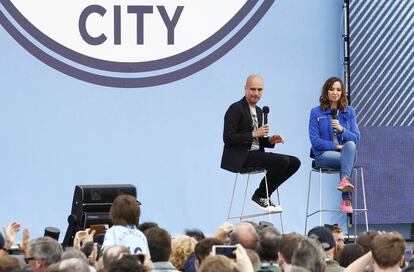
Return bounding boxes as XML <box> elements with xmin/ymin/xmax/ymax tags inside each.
<box><xmin>1</xmin><ymin>195</ymin><xmax>412</xmax><ymax>272</ymax></box>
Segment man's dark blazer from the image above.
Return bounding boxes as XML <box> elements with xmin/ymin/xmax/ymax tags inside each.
<box><xmin>221</xmin><ymin>97</ymin><xmax>275</xmax><ymax>173</ymax></box>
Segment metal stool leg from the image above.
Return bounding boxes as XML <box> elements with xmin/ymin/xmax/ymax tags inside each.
<box><xmin>305</xmin><ymin>169</ymin><xmax>313</xmax><ymax>234</ymax></box>
<box><xmin>276</xmin><ymin>188</ymin><xmax>284</xmax><ymax>233</ymax></box>
<box><xmin>353</xmin><ymin>167</ymin><xmax>358</xmax><ymax>239</ymax></box>
<box><xmin>361</xmin><ymin>167</ymin><xmax>369</xmax><ymax>231</ymax></box>
<box><xmin>263</xmin><ymin>171</ymin><xmax>272</xmax><ymax>222</ymax></box>
<box><xmin>319</xmin><ymin>168</ymin><xmax>323</xmax><ymax>226</ymax></box>
<box><xmin>240</xmin><ymin>174</ymin><xmax>251</xmax><ymax>220</ymax></box>
<box><xmin>227</xmin><ymin>173</ymin><xmax>239</xmax><ymax>221</ymax></box>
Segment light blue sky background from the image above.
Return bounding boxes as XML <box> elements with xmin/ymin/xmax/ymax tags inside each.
<box><xmin>0</xmin><ymin>0</ymin><xmax>347</xmax><ymax>241</ymax></box>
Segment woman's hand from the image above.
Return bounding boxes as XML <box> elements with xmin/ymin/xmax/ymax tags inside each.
<box><xmin>331</xmin><ymin>120</ymin><xmax>344</xmax><ymax>133</ymax></box>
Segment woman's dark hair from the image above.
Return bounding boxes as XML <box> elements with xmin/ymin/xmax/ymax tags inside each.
<box><xmin>110</xmin><ymin>194</ymin><xmax>140</xmax><ymax>226</ymax></box>
<box><xmin>320</xmin><ymin>76</ymin><xmax>348</xmax><ymax>111</ymax></box>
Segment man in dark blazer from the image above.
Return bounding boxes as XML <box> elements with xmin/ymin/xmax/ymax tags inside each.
<box><xmin>221</xmin><ymin>74</ymin><xmax>300</xmax><ymax>211</ymax></box>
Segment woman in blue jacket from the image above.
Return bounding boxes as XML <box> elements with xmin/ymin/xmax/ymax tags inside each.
<box><xmin>309</xmin><ymin>77</ymin><xmax>360</xmax><ymax>213</ymax></box>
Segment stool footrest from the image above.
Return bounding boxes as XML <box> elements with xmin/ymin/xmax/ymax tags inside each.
<box><xmin>228</xmin><ymin>210</ymin><xmax>282</xmax><ymax>220</ymax></box>
<box><xmin>307</xmin><ymin>208</ymin><xmax>368</xmax><ymax>218</ymax></box>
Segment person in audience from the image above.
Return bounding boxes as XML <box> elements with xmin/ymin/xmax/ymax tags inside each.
<box><xmin>257</xmin><ymin>226</ymin><xmax>281</xmax><ymax>271</ymax></box>
<box><xmin>185</xmin><ymin>229</ymin><xmax>206</xmax><ymax>243</ymax></box>
<box><xmin>229</xmin><ymin>222</ymin><xmax>259</xmax><ymax>251</ymax></box>
<box><xmin>1</xmin><ymin>221</ymin><xmax>29</xmax><ymax>257</ymax></box>
<box><xmin>309</xmin><ymin>77</ymin><xmax>360</xmax><ymax>213</ymax></box>
<box><xmin>61</xmin><ymin>247</ymin><xmax>97</xmax><ymax>271</ymax></box>
<box><xmin>278</xmin><ymin>233</ymin><xmax>304</xmax><ymax>272</ymax></box>
<box><xmin>145</xmin><ymin>227</ymin><xmax>178</xmax><ymax>271</ymax></box>
<box><xmin>102</xmin><ymin>194</ymin><xmax>150</xmax><ymax>256</ymax></box>
<box><xmin>192</xmin><ymin>238</ymin><xmax>223</xmax><ymax>271</ymax></box>
<box><xmin>137</xmin><ymin>222</ymin><xmax>159</xmax><ymax>234</ymax></box>
<box><xmin>337</xmin><ymin>244</ymin><xmax>365</xmax><ymax>268</ymax></box>
<box><xmin>26</xmin><ymin>236</ymin><xmax>63</xmax><ymax>272</ymax></box>
<box><xmin>0</xmin><ymin>255</ymin><xmax>22</xmax><ymax>272</ymax></box>
<box><xmin>292</xmin><ymin>238</ymin><xmax>326</xmax><ymax>272</ymax></box>
<box><xmin>199</xmin><ymin>244</ymin><xmax>254</xmax><ymax>272</ymax></box>
<box><xmin>48</xmin><ymin>258</ymin><xmax>91</xmax><ymax>272</ymax></box>
<box><xmin>170</xmin><ymin>235</ymin><xmax>197</xmax><ymax>271</ymax></box>
<box><xmin>107</xmin><ymin>254</ymin><xmax>145</xmax><ymax>272</ymax></box>
<box><xmin>356</xmin><ymin>230</ymin><xmax>379</xmax><ymax>253</ymax></box>
<box><xmin>199</xmin><ymin>255</ymin><xmax>237</xmax><ymax>272</ymax></box>
<box><xmin>345</xmin><ymin>232</ymin><xmax>405</xmax><ymax>272</ymax></box>
<box><xmin>325</xmin><ymin>224</ymin><xmax>345</xmax><ymax>261</ymax></box>
<box><xmin>307</xmin><ymin>226</ymin><xmax>344</xmax><ymax>272</ymax></box>
<box><xmin>214</xmin><ymin>222</ymin><xmax>235</xmax><ymax>245</ymax></box>
<box><xmin>246</xmin><ymin>249</ymin><xmax>261</xmax><ymax>271</ymax></box>
<box><xmin>101</xmin><ymin>245</ymin><xmax>130</xmax><ymax>271</ymax></box>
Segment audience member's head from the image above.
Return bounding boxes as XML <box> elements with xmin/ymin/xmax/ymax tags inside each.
<box><xmin>199</xmin><ymin>255</ymin><xmax>237</xmax><ymax>272</ymax></box>
<box><xmin>145</xmin><ymin>227</ymin><xmax>172</xmax><ymax>262</ymax></box>
<box><xmin>61</xmin><ymin>247</ymin><xmax>88</xmax><ymax>262</ymax></box>
<box><xmin>356</xmin><ymin>230</ymin><xmax>379</xmax><ymax>253</ymax></box>
<box><xmin>278</xmin><ymin>232</ymin><xmax>304</xmax><ymax>270</ymax></box>
<box><xmin>0</xmin><ymin>255</ymin><xmax>21</xmax><ymax>272</ymax></box>
<box><xmin>102</xmin><ymin>245</ymin><xmax>130</xmax><ymax>270</ymax></box>
<box><xmin>258</xmin><ymin>226</ymin><xmax>282</xmax><ymax>262</ymax></box>
<box><xmin>137</xmin><ymin>222</ymin><xmax>159</xmax><ymax>234</ymax></box>
<box><xmin>110</xmin><ymin>195</ymin><xmax>140</xmax><ymax>226</ymax></box>
<box><xmin>307</xmin><ymin>226</ymin><xmax>336</xmax><ymax>260</ymax></box>
<box><xmin>28</xmin><ymin>237</ymin><xmax>63</xmax><ymax>272</ymax></box>
<box><xmin>170</xmin><ymin>235</ymin><xmax>197</xmax><ymax>271</ymax></box>
<box><xmin>56</xmin><ymin>258</ymin><xmax>90</xmax><ymax>272</ymax></box>
<box><xmin>185</xmin><ymin>229</ymin><xmax>206</xmax><ymax>242</ymax></box>
<box><xmin>229</xmin><ymin>222</ymin><xmax>259</xmax><ymax>250</ymax></box>
<box><xmin>371</xmin><ymin>232</ymin><xmax>405</xmax><ymax>270</ymax></box>
<box><xmin>337</xmin><ymin>244</ymin><xmax>365</xmax><ymax>268</ymax></box>
<box><xmin>194</xmin><ymin>238</ymin><xmax>223</xmax><ymax>269</ymax></box>
<box><xmin>325</xmin><ymin>224</ymin><xmax>344</xmax><ymax>260</ymax></box>
<box><xmin>255</xmin><ymin>221</ymin><xmax>278</xmax><ymax>233</ymax></box>
<box><xmin>107</xmin><ymin>254</ymin><xmax>144</xmax><ymax>272</ymax></box>
<box><xmin>292</xmin><ymin>237</ymin><xmax>325</xmax><ymax>272</ymax></box>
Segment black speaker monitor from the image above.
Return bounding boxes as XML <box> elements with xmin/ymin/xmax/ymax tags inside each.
<box><xmin>62</xmin><ymin>184</ymin><xmax>137</xmax><ymax>247</ymax></box>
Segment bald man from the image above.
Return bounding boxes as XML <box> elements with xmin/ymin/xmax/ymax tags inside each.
<box><xmin>221</xmin><ymin>74</ymin><xmax>300</xmax><ymax>212</ymax></box>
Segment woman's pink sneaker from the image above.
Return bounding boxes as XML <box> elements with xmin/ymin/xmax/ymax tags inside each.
<box><xmin>337</xmin><ymin>177</ymin><xmax>354</xmax><ymax>192</ymax></box>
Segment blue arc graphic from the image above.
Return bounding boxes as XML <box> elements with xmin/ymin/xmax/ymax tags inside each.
<box><xmin>0</xmin><ymin>0</ymin><xmax>275</xmax><ymax>88</ymax></box>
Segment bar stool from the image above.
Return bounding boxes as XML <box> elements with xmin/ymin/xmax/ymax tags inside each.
<box><xmin>227</xmin><ymin>167</ymin><xmax>284</xmax><ymax>233</ymax></box>
<box><xmin>304</xmin><ymin>161</ymin><xmax>369</xmax><ymax>237</ymax></box>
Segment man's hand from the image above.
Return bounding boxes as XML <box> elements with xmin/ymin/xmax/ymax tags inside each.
<box><xmin>336</xmin><ymin>144</ymin><xmax>343</xmax><ymax>151</ymax></box>
<box><xmin>268</xmin><ymin>134</ymin><xmax>285</xmax><ymax>144</ymax></box>
<box><xmin>252</xmin><ymin>124</ymin><xmax>269</xmax><ymax>138</ymax></box>
<box><xmin>331</xmin><ymin>120</ymin><xmax>344</xmax><ymax>133</ymax></box>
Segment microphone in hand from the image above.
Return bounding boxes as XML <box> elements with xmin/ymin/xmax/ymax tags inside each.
<box><xmin>263</xmin><ymin>106</ymin><xmax>269</xmax><ymax>125</ymax></box>
<box><xmin>331</xmin><ymin>108</ymin><xmax>338</xmax><ymax>136</ymax></box>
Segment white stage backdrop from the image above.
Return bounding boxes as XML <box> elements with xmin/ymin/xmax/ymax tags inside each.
<box><xmin>0</xmin><ymin>0</ymin><xmax>346</xmax><ymax>240</ymax></box>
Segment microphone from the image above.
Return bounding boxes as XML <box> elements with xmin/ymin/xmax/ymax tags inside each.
<box><xmin>263</xmin><ymin>106</ymin><xmax>270</xmax><ymax>125</ymax></box>
<box><xmin>331</xmin><ymin>108</ymin><xmax>338</xmax><ymax>136</ymax></box>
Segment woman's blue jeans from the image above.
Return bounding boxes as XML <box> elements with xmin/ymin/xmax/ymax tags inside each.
<box><xmin>314</xmin><ymin>141</ymin><xmax>357</xmax><ymax>200</ymax></box>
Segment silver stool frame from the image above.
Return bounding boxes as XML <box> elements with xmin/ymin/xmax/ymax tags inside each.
<box><xmin>227</xmin><ymin>168</ymin><xmax>284</xmax><ymax>233</ymax></box>
<box><xmin>304</xmin><ymin>164</ymin><xmax>368</xmax><ymax>237</ymax></box>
